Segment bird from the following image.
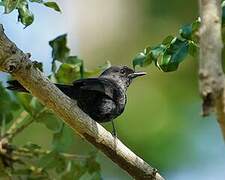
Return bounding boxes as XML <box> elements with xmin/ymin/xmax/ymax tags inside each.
<box><xmin>7</xmin><ymin>66</ymin><xmax>146</xmax><ymax>136</ymax></box>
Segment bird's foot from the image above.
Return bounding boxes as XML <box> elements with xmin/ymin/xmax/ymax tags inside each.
<box><xmin>112</xmin><ymin>129</ymin><xmax>117</xmax><ymax>137</ymax></box>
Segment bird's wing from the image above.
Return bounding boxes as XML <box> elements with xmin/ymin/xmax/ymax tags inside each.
<box><xmin>73</xmin><ymin>78</ymin><xmax>118</xmax><ymax>100</ymax></box>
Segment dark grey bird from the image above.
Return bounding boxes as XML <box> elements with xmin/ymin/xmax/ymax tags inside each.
<box><xmin>7</xmin><ymin>66</ymin><xmax>146</xmax><ymax>135</ymax></box>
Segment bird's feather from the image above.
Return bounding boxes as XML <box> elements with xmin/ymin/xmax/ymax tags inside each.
<box><xmin>72</xmin><ymin>78</ymin><xmax>119</xmax><ymax>101</ymax></box>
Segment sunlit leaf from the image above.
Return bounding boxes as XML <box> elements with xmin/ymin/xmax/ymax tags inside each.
<box><xmin>17</xmin><ymin>0</ymin><xmax>34</xmax><ymax>27</ymax></box>
<box><xmin>65</xmin><ymin>56</ymin><xmax>84</xmax><ymax>78</ymax></box>
<box><xmin>83</xmin><ymin>61</ymin><xmax>111</xmax><ymax>78</ymax></box>
<box><xmin>65</xmin><ymin>56</ymin><xmax>82</xmax><ymax>65</ymax></box>
<box><xmin>29</xmin><ymin>0</ymin><xmax>43</xmax><ymax>3</ymax></box>
<box><xmin>4</xmin><ymin>0</ymin><xmax>19</xmax><ymax>13</ymax></box>
<box><xmin>44</xmin><ymin>1</ymin><xmax>61</xmax><ymax>12</ymax></box>
<box><xmin>49</xmin><ymin>34</ymin><xmax>70</xmax><ymax>62</ymax></box>
<box><xmin>188</xmin><ymin>41</ymin><xmax>198</xmax><ymax>57</ymax></box>
<box><xmin>133</xmin><ymin>51</ymin><xmax>152</xmax><ymax>70</ymax></box>
<box><xmin>179</xmin><ymin>19</ymin><xmax>200</xmax><ymax>42</ymax></box>
<box><xmin>162</xmin><ymin>35</ymin><xmax>174</xmax><ymax>45</ymax></box>
<box><xmin>56</xmin><ymin>63</ymin><xmax>81</xmax><ymax>84</ymax></box>
<box><xmin>167</xmin><ymin>38</ymin><xmax>189</xmax><ymax>63</ymax></box>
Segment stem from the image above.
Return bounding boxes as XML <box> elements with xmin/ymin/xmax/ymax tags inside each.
<box><xmin>6</xmin><ymin>111</ymin><xmax>29</xmax><ymax>135</ymax></box>
<box><xmin>1</xmin><ymin>114</ymin><xmax>6</xmax><ymax>137</ymax></box>
<box><xmin>7</xmin><ymin>117</ymin><xmax>34</xmax><ymax>140</ymax></box>
<box><xmin>14</xmin><ymin>147</ymin><xmax>89</xmax><ymax>160</ymax></box>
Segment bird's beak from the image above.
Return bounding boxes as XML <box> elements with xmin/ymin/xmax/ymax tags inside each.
<box><xmin>128</xmin><ymin>71</ymin><xmax>147</xmax><ymax>79</ymax></box>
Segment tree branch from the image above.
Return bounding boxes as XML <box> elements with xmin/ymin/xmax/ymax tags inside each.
<box><xmin>0</xmin><ymin>24</ymin><xmax>164</xmax><ymax>180</ymax></box>
<box><xmin>199</xmin><ymin>0</ymin><xmax>225</xmax><ymax>138</ymax></box>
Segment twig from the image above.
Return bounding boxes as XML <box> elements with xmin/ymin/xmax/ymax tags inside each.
<box><xmin>14</xmin><ymin>147</ymin><xmax>89</xmax><ymax>160</ymax></box>
<box><xmin>1</xmin><ymin>115</ymin><xmax>6</xmax><ymax>137</ymax></box>
<box><xmin>6</xmin><ymin>111</ymin><xmax>29</xmax><ymax>135</ymax></box>
<box><xmin>6</xmin><ymin>108</ymin><xmax>47</xmax><ymax>140</ymax></box>
<box><xmin>7</xmin><ymin>118</ymin><xmax>34</xmax><ymax>140</ymax></box>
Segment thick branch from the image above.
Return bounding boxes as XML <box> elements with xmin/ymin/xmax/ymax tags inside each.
<box><xmin>199</xmin><ymin>0</ymin><xmax>225</xmax><ymax>138</ymax></box>
<box><xmin>0</xmin><ymin>25</ymin><xmax>164</xmax><ymax>180</ymax></box>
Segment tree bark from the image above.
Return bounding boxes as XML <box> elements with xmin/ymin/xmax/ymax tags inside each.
<box><xmin>199</xmin><ymin>0</ymin><xmax>225</xmax><ymax>138</ymax></box>
<box><xmin>0</xmin><ymin>24</ymin><xmax>164</xmax><ymax>180</ymax></box>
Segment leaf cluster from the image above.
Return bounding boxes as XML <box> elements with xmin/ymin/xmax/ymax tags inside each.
<box><xmin>0</xmin><ymin>0</ymin><xmax>61</xmax><ymax>27</ymax></box>
<box><xmin>133</xmin><ymin>2</ymin><xmax>225</xmax><ymax>72</ymax></box>
<box><xmin>133</xmin><ymin>19</ymin><xmax>200</xmax><ymax>72</ymax></box>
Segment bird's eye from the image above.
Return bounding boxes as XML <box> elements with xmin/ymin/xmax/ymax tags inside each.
<box><xmin>120</xmin><ymin>69</ymin><xmax>126</xmax><ymax>75</ymax></box>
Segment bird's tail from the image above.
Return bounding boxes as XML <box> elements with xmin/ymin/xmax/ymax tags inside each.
<box><xmin>7</xmin><ymin>80</ymin><xmax>28</xmax><ymax>92</ymax></box>
<box><xmin>6</xmin><ymin>80</ymin><xmax>74</xmax><ymax>98</ymax></box>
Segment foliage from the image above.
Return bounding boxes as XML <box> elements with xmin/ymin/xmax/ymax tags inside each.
<box><xmin>1</xmin><ymin>0</ymin><xmax>225</xmax><ymax>179</ymax></box>
<box><xmin>133</xmin><ymin>19</ymin><xmax>200</xmax><ymax>72</ymax></box>
<box><xmin>133</xmin><ymin>2</ymin><xmax>225</xmax><ymax>72</ymax></box>
<box><xmin>0</xmin><ymin>32</ymin><xmax>106</xmax><ymax>179</ymax></box>
<box><xmin>0</xmin><ymin>0</ymin><xmax>61</xmax><ymax>27</ymax></box>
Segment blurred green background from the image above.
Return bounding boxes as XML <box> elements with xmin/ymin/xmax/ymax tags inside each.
<box><xmin>1</xmin><ymin>0</ymin><xmax>225</xmax><ymax>179</ymax></box>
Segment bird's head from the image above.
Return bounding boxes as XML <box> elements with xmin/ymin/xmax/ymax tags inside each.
<box><xmin>99</xmin><ymin>66</ymin><xmax>146</xmax><ymax>90</ymax></box>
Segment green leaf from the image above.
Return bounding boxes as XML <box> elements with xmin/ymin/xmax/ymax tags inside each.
<box><xmin>38</xmin><ymin>151</ymin><xmax>66</xmax><ymax>171</ymax></box>
<box><xmin>4</xmin><ymin>0</ymin><xmax>19</xmax><ymax>13</ymax></box>
<box><xmin>167</xmin><ymin>38</ymin><xmax>189</xmax><ymax>63</ymax></box>
<box><xmin>159</xmin><ymin>62</ymin><xmax>179</xmax><ymax>72</ymax></box>
<box><xmin>188</xmin><ymin>41</ymin><xmax>198</xmax><ymax>57</ymax></box>
<box><xmin>162</xmin><ymin>35</ymin><xmax>174</xmax><ymax>45</ymax></box>
<box><xmin>35</xmin><ymin>110</ymin><xmax>63</xmax><ymax>133</ymax></box>
<box><xmin>222</xmin><ymin>1</ymin><xmax>225</xmax><ymax>26</ymax></box>
<box><xmin>49</xmin><ymin>34</ymin><xmax>70</xmax><ymax>62</ymax></box>
<box><xmin>132</xmin><ymin>48</ymin><xmax>152</xmax><ymax>69</ymax></box>
<box><xmin>61</xmin><ymin>161</ymin><xmax>87</xmax><ymax>179</ymax></box>
<box><xmin>0</xmin><ymin>113</ymin><xmax>13</xmax><ymax>125</ymax></box>
<box><xmin>12</xmin><ymin>168</ymin><xmax>32</xmax><ymax>175</ymax></box>
<box><xmin>179</xmin><ymin>19</ymin><xmax>200</xmax><ymax>42</ymax></box>
<box><xmin>139</xmin><ymin>38</ymin><xmax>189</xmax><ymax>72</ymax></box>
<box><xmin>179</xmin><ymin>24</ymin><xmax>192</xmax><ymax>40</ymax></box>
<box><xmin>29</xmin><ymin>0</ymin><xmax>43</xmax><ymax>3</ymax></box>
<box><xmin>158</xmin><ymin>38</ymin><xmax>189</xmax><ymax>72</ymax></box>
<box><xmin>23</xmin><ymin>142</ymin><xmax>41</xmax><ymax>150</ymax></box>
<box><xmin>51</xmin><ymin>60</ymin><xmax>57</xmax><ymax>74</ymax></box>
<box><xmin>56</xmin><ymin>63</ymin><xmax>81</xmax><ymax>84</ymax></box>
<box><xmin>44</xmin><ymin>1</ymin><xmax>61</xmax><ymax>12</ymax></box>
<box><xmin>0</xmin><ymin>82</ymin><xmax>20</xmax><ymax>124</ymax></box>
<box><xmin>65</xmin><ymin>56</ymin><xmax>83</xmax><ymax>65</ymax></box>
<box><xmin>85</xmin><ymin>152</ymin><xmax>101</xmax><ymax>178</ymax></box>
<box><xmin>83</xmin><ymin>61</ymin><xmax>111</xmax><ymax>78</ymax></box>
<box><xmin>15</xmin><ymin>94</ymin><xmax>44</xmax><ymax>116</ymax></box>
<box><xmin>132</xmin><ymin>53</ymin><xmax>151</xmax><ymax>69</ymax></box>
<box><xmin>16</xmin><ymin>93</ymin><xmax>33</xmax><ymax>115</ymax></box>
<box><xmin>52</xmin><ymin>125</ymin><xmax>73</xmax><ymax>152</ymax></box>
<box><xmin>65</xmin><ymin>56</ymin><xmax>84</xmax><ymax>78</ymax></box>
<box><xmin>17</xmin><ymin>0</ymin><xmax>34</xmax><ymax>27</ymax></box>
